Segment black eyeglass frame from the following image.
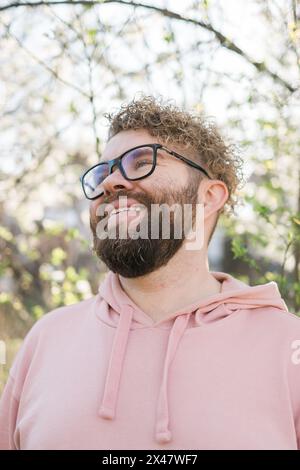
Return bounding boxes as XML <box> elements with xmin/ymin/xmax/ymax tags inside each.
<box><xmin>80</xmin><ymin>143</ymin><xmax>212</xmax><ymax>200</ymax></box>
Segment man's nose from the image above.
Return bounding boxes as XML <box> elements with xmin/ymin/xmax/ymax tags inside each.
<box><xmin>101</xmin><ymin>166</ymin><xmax>135</xmax><ymax>197</ymax></box>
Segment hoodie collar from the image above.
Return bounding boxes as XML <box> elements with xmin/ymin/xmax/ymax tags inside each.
<box><xmin>96</xmin><ymin>270</ymin><xmax>288</xmax><ymax>444</ymax></box>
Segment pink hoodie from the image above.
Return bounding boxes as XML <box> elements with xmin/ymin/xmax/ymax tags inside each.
<box><xmin>1</xmin><ymin>270</ymin><xmax>300</xmax><ymax>450</ymax></box>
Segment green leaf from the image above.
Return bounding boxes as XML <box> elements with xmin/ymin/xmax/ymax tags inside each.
<box><xmin>163</xmin><ymin>31</ymin><xmax>175</xmax><ymax>43</ymax></box>
<box><xmin>51</xmin><ymin>248</ymin><xmax>67</xmax><ymax>266</ymax></box>
<box><xmin>87</xmin><ymin>28</ymin><xmax>97</xmax><ymax>44</ymax></box>
<box><xmin>231</xmin><ymin>237</ymin><xmax>248</xmax><ymax>258</ymax></box>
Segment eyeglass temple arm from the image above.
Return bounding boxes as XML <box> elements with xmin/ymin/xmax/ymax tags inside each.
<box><xmin>159</xmin><ymin>146</ymin><xmax>212</xmax><ymax>179</ymax></box>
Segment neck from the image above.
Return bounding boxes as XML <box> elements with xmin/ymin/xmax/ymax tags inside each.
<box><xmin>118</xmin><ymin>243</ymin><xmax>222</xmax><ymax>323</ymax></box>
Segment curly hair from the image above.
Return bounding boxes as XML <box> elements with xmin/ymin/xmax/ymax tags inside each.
<box><xmin>103</xmin><ymin>93</ymin><xmax>245</xmax><ymax>219</ymax></box>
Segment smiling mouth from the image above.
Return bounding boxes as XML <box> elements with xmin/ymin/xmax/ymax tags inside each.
<box><xmin>108</xmin><ymin>205</ymin><xmax>145</xmax><ymax>218</ymax></box>
<box><xmin>106</xmin><ymin>206</ymin><xmax>146</xmax><ymax>233</ymax></box>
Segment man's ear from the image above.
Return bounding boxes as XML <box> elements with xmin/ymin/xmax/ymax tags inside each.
<box><xmin>198</xmin><ymin>179</ymin><xmax>229</xmax><ymax>219</ymax></box>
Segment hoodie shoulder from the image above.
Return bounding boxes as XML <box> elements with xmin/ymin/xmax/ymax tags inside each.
<box><xmin>35</xmin><ymin>295</ymin><xmax>97</xmax><ymax>328</ymax></box>
<box><xmin>265</xmin><ymin>307</ymin><xmax>300</xmax><ymax>330</ymax></box>
<box><xmin>250</xmin><ymin>304</ymin><xmax>300</xmax><ymax>337</ymax></box>
<box><xmin>8</xmin><ymin>295</ymin><xmax>97</xmax><ymax>380</ymax></box>
<box><xmin>279</xmin><ymin>310</ymin><xmax>300</xmax><ymax>351</ymax></box>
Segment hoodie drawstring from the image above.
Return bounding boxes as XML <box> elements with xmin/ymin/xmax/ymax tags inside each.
<box><xmin>99</xmin><ymin>305</ymin><xmax>133</xmax><ymax>419</ymax></box>
<box><xmin>155</xmin><ymin>312</ymin><xmax>191</xmax><ymax>444</ymax></box>
<box><xmin>98</xmin><ymin>304</ymin><xmax>191</xmax><ymax>444</ymax></box>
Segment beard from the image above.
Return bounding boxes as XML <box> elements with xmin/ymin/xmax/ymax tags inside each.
<box><xmin>90</xmin><ymin>176</ymin><xmax>200</xmax><ymax>278</ymax></box>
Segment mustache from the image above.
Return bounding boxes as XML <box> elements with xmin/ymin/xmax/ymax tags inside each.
<box><xmin>90</xmin><ymin>191</ymin><xmax>154</xmax><ymax>231</ymax></box>
<box><xmin>102</xmin><ymin>189</ymin><xmax>153</xmax><ymax>209</ymax></box>
<box><xmin>91</xmin><ymin>189</ymin><xmax>159</xmax><ymax>225</ymax></box>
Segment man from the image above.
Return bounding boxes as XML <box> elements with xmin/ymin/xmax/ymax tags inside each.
<box><xmin>1</xmin><ymin>95</ymin><xmax>300</xmax><ymax>450</ymax></box>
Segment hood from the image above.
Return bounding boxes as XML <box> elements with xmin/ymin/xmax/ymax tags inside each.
<box><xmin>95</xmin><ymin>270</ymin><xmax>288</xmax><ymax>445</ymax></box>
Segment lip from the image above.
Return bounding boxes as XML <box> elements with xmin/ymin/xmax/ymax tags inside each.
<box><xmin>105</xmin><ymin>198</ymin><xmax>145</xmax><ymax>217</ymax></box>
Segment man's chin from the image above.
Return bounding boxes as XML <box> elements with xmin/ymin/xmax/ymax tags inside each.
<box><xmin>93</xmin><ymin>236</ymin><xmax>185</xmax><ymax>279</ymax></box>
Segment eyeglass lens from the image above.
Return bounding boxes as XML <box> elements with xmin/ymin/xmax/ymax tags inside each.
<box><xmin>82</xmin><ymin>146</ymin><xmax>155</xmax><ymax>199</ymax></box>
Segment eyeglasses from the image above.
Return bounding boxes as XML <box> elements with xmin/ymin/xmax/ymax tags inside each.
<box><xmin>80</xmin><ymin>143</ymin><xmax>212</xmax><ymax>200</ymax></box>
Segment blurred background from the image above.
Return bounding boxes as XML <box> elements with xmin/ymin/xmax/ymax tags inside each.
<box><xmin>0</xmin><ymin>0</ymin><xmax>299</xmax><ymax>393</ymax></box>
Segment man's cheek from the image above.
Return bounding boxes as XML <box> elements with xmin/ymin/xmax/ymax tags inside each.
<box><xmin>90</xmin><ymin>200</ymin><xmax>99</xmax><ymax>214</ymax></box>
<box><xmin>89</xmin><ymin>202</ymin><xmax>96</xmax><ymax>220</ymax></box>
<box><xmin>89</xmin><ymin>210</ymin><xmax>96</xmax><ymax>228</ymax></box>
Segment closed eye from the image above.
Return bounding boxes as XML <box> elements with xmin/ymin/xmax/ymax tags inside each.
<box><xmin>135</xmin><ymin>159</ymin><xmax>153</xmax><ymax>168</ymax></box>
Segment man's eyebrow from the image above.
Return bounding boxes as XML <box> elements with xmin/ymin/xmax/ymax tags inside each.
<box><xmin>100</xmin><ymin>145</ymin><xmax>169</xmax><ymax>164</ymax></box>
<box><xmin>100</xmin><ymin>145</ymin><xmax>158</xmax><ymax>162</ymax></box>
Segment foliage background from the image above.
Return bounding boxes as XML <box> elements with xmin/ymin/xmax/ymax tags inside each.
<box><xmin>0</xmin><ymin>0</ymin><xmax>299</xmax><ymax>393</ymax></box>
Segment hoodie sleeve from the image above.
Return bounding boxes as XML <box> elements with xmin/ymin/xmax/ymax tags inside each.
<box><xmin>287</xmin><ymin>331</ymin><xmax>300</xmax><ymax>450</ymax></box>
<box><xmin>0</xmin><ymin>374</ymin><xmax>19</xmax><ymax>449</ymax></box>
<box><xmin>0</xmin><ymin>319</ymin><xmax>43</xmax><ymax>450</ymax></box>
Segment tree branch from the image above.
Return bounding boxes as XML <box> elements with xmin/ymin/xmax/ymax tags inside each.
<box><xmin>0</xmin><ymin>19</ymin><xmax>90</xmax><ymax>98</ymax></box>
<box><xmin>0</xmin><ymin>0</ymin><xmax>297</xmax><ymax>93</ymax></box>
